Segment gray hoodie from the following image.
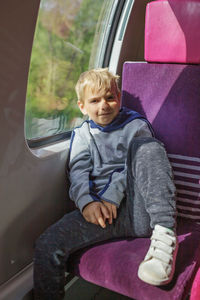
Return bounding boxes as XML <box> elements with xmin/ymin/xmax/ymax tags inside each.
<box><xmin>68</xmin><ymin>107</ymin><xmax>153</xmax><ymax>212</ymax></box>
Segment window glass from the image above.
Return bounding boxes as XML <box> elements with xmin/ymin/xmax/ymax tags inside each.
<box><xmin>89</xmin><ymin>0</ymin><xmax>116</xmax><ymax>68</ymax></box>
<box><xmin>25</xmin><ymin>0</ymin><xmax>114</xmax><ymax>140</ymax></box>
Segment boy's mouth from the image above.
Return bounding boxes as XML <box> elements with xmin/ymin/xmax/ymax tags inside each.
<box><xmin>99</xmin><ymin>112</ymin><xmax>112</xmax><ymax>116</ymax></box>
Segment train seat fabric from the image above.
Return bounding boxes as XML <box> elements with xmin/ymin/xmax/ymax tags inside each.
<box><xmin>122</xmin><ymin>62</ymin><xmax>200</xmax><ymax>222</ymax></box>
<box><xmin>68</xmin><ymin>61</ymin><xmax>200</xmax><ymax>299</ymax></box>
<box><xmin>145</xmin><ymin>0</ymin><xmax>200</xmax><ymax>63</ymax></box>
<box><xmin>69</xmin><ymin>219</ymin><xmax>200</xmax><ymax>300</ymax></box>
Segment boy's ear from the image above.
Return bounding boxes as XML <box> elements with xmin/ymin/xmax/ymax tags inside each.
<box><xmin>117</xmin><ymin>91</ymin><xmax>121</xmax><ymax>105</ymax></box>
<box><xmin>118</xmin><ymin>91</ymin><xmax>121</xmax><ymax>101</ymax></box>
<box><xmin>77</xmin><ymin>100</ymin><xmax>88</xmax><ymax>115</ymax></box>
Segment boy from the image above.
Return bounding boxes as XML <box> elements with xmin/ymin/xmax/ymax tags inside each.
<box><xmin>34</xmin><ymin>68</ymin><xmax>178</xmax><ymax>300</ymax></box>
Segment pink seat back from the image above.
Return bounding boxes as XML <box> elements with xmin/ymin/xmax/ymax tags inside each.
<box><xmin>145</xmin><ymin>0</ymin><xmax>200</xmax><ymax>63</ymax></box>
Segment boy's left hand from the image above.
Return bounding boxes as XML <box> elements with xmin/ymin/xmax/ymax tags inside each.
<box><xmin>102</xmin><ymin>200</ymin><xmax>117</xmax><ymax>224</ymax></box>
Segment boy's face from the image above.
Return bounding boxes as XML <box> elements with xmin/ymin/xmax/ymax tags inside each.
<box><xmin>78</xmin><ymin>84</ymin><xmax>121</xmax><ymax>127</ymax></box>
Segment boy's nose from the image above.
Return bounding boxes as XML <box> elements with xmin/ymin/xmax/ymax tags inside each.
<box><xmin>100</xmin><ymin>98</ymin><xmax>109</xmax><ymax>110</ymax></box>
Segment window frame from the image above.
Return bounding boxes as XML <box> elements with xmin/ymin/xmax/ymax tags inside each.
<box><xmin>27</xmin><ymin>131</ymin><xmax>71</xmax><ymax>149</ymax></box>
<box><xmin>102</xmin><ymin>0</ymin><xmax>126</xmax><ymax>67</ymax></box>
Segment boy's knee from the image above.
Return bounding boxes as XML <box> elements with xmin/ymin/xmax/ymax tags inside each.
<box><xmin>35</xmin><ymin>232</ymin><xmax>50</xmax><ymax>254</ymax></box>
<box><xmin>136</xmin><ymin>141</ymin><xmax>167</xmax><ymax>166</ymax></box>
<box><xmin>139</xmin><ymin>140</ymin><xmax>164</xmax><ymax>155</ymax></box>
<box><xmin>34</xmin><ymin>224</ymin><xmax>60</xmax><ymax>254</ymax></box>
<box><xmin>128</xmin><ymin>137</ymin><xmax>164</xmax><ymax>160</ymax></box>
<box><xmin>34</xmin><ymin>231</ymin><xmax>65</xmax><ymax>266</ymax></box>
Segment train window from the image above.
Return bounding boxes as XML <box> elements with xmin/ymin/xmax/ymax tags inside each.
<box><xmin>25</xmin><ymin>0</ymin><xmax>116</xmax><ymax>141</ymax></box>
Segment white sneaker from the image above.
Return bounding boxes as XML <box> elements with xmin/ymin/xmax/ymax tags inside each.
<box><xmin>138</xmin><ymin>224</ymin><xmax>178</xmax><ymax>286</ymax></box>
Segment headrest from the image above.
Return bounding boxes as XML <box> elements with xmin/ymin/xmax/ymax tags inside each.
<box><xmin>145</xmin><ymin>0</ymin><xmax>200</xmax><ymax>63</ymax></box>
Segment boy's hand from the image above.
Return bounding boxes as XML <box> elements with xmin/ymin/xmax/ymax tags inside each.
<box><xmin>102</xmin><ymin>200</ymin><xmax>117</xmax><ymax>224</ymax></box>
<box><xmin>82</xmin><ymin>202</ymin><xmax>110</xmax><ymax>228</ymax></box>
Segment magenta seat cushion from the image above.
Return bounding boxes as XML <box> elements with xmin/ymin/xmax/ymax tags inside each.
<box><xmin>68</xmin><ymin>219</ymin><xmax>200</xmax><ymax>300</ymax></box>
<box><xmin>191</xmin><ymin>268</ymin><xmax>200</xmax><ymax>300</ymax></box>
<box><xmin>145</xmin><ymin>0</ymin><xmax>200</xmax><ymax>63</ymax></box>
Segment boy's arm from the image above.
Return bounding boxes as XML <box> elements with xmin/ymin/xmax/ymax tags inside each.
<box><xmin>100</xmin><ymin>120</ymin><xmax>153</xmax><ymax>206</ymax></box>
<box><xmin>135</xmin><ymin>119</ymin><xmax>154</xmax><ymax>138</ymax></box>
<box><xmin>68</xmin><ymin>128</ymin><xmax>94</xmax><ymax>212</ymax></box>
<box><xmin>69</xmin><ymin>128</ymin><xmax>117</xmax><ymax>226</ymax></box>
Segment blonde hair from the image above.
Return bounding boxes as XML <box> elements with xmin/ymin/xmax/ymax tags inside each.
<box><xmin>75</xmin><ymin>68</ymin><xmax>120</xmax><ymax>103</ymax></box>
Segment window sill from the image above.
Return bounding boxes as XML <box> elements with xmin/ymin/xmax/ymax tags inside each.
<box><xmin>30</xmin><ymin>139</ymin><xmax>70</xmax><ymax>158</ymax></box>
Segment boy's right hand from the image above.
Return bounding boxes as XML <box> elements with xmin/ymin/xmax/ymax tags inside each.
<box><xmin>82</xmin><ymin>202</ymin><xmax>110</xmax><ymax>228</ymax></box>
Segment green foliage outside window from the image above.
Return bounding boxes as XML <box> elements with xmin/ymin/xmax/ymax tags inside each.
<box><xmin>26</xmin><ymin>0</ymin><xmax>104</xmax><ymax>139</ymax></box>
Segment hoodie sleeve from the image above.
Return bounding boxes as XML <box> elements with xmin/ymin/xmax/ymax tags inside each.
<box><xmin>68</xmin><ymin>127</ymin><xmax>94</xmax><ymax>212</ymax></box>
<box><xmin>99</xmin><ymin>120</ymin><xmax>153</xmax><ymax>206</ymax></box>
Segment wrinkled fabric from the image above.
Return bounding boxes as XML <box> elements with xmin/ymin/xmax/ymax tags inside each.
<box><xmin>33</xmin><ymin>137</ymin><xmax>176</xmax><ymax>300</ymax></box>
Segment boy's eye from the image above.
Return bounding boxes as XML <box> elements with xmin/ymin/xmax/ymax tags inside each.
<box><xmin>91</xmin><ymin>99</ymin><xmax>97</xmax><ymax>103</ymax></box>
<box><xmin>106</xmin><ymin>95</ymin><xmax>114</xmax><ymax>101</ymax></box>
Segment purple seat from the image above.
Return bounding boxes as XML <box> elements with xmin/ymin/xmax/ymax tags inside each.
<box><xmin>68</xmin><ymin>62</ymin><xmax>200</xmax><ymax>300</ymax></box>
<box><xmin>122</xmin><ymin>62</ymin><xmax>200</xmax><ymax>221</ymax></box>
<box><xmin>69</xmin><ymin>219</ymin><xmax>200</xmax><ymax>300</ymax></box>
<box><xmin>68</xmin><ymin>1</ymin><xmax>200</xmax><ymax>298</ymax></box>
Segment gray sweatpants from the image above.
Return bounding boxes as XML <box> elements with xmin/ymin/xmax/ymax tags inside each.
<box><xmin>34</xmin><ymin>137</ymin><xmax>176</xmax><ymax>300</ymax></box>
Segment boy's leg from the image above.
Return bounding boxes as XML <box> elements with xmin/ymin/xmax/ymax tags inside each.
<box><xmin>126</xmin><ymin>137</ymin><xmax>176</xmax><ymax>233</ymax></box>
<box><xmin>34</xmin><ymin>207</ymin><xmax>132</xmax><ymax>300</ymax></box>
<box><xmin>126</xmin><ymin>137</ymin><xmax>177</xmax><ymax>285</ymax></box>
